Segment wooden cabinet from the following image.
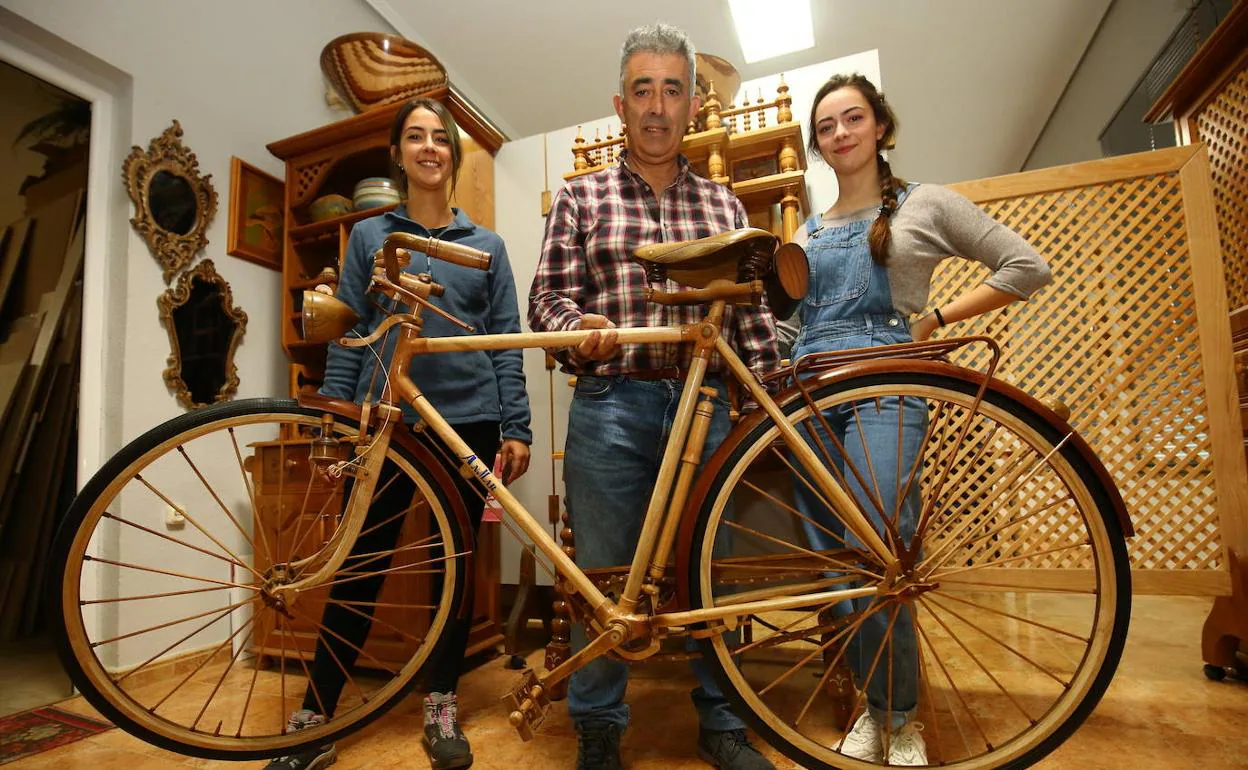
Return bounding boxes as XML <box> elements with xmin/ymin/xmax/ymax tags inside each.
<box><xmin>258</xmin><ymin>89</ymin><xmax>507</xmax><ymax>667</ymax></box>
<box><xmin>267</xmin><ymin>88</ymin><xmax>503</xmax><ymax>400</ymax></box>
<box><xmin>247</xmin><ymin>439</ymin><xmax>503</xmax><ymax>666</ymax></box>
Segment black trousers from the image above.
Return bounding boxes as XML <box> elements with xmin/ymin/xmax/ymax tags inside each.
<box><xmin>301</xmin><ymin>421</ymin><xmax>501</xmax><ymax>716</ymax></box>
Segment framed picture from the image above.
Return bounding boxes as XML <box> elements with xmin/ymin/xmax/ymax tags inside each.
<box><xmin>226</xmin><ymin>156</ymin><xmax>284</xmax><ymax>270</ymax></box>
<box><xmin>731</xmin><ymin>155</ymin><xmax>779</xmax><ymax>183</ymax></box>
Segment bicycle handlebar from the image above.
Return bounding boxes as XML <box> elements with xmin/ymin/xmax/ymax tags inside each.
<box><xmin>381</xmin><ymin>232</ymin><xmax>491</xmax><ymax>282</ymax></box>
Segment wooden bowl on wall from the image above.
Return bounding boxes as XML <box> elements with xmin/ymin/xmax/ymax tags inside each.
<box><xmin>320</xmin><ymin>32</ymin><xmax>449</xmax><ymax>114</ymax></box>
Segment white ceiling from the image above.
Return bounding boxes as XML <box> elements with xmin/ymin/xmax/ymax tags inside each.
<box><xmin>370</xmin><ymin>0</ymin><xmax>1112</xmax><ymax>184</ymax></box>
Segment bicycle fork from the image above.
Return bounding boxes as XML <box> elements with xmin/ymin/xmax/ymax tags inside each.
<box><xmin>267</xmin><ymin>408</ymin><xmax>401</xmax><ymax>611</ymax></box>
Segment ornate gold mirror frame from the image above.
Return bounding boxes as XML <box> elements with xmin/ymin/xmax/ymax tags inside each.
<box><xmin>123</xmin><ymin>120</ymin><xmax>218</xmax><ymax>282</ymax></box>
<box><xmin>157</xmin><ymin>259</ymin><xmax>247</xmax><ymax>409</ymax></box>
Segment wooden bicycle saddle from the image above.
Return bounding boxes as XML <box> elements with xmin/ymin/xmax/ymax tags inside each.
<box><xmin>633</xmin><ymin>227</ymin><xmax>778</xmax><ymax>288</ymax></box>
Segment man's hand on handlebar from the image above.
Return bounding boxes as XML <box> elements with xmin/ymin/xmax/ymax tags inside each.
<box><xmin>574</xmin><ymin>314</ymin><xmax>620</xmax><ymax>360</ymax></box>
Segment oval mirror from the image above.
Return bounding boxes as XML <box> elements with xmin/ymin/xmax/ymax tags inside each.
<box><xmin>123</xmin><ymin>120</ymin><xmax>217</xmax><ymax>282</ymax></box>
<box><xmin>148</xmin><ymin>169</ymin><xmax>198</xmax><ymax>236</ymax></box>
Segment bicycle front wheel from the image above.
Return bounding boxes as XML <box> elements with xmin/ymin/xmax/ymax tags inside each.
<box><xmin>51</xmin><ymin>398</ymin><xmax>468</xmax><ymax>759</ymax></box>
<box><xmin>688</xmin><ymin>371</ymin><xmax>1130</xmax><ymax>769</ymax></box>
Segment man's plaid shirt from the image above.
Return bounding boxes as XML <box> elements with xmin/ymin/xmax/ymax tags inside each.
<box><xmin>527</xmin><ymin>152</ymin><xmax>779</xmax><ymax>379</ymax></box>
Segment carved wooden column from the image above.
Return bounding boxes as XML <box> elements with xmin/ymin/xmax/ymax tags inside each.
<box><xmin>781</xmin><ymin>189</ymin><xmax>801</xmax><ymax>244</ymax></box>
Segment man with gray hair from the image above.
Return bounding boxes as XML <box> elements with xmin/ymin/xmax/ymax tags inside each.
<box><xmin>529</xmin><ymin>21</ymin><xmax>778</xmax><ymax>770</ymax></box>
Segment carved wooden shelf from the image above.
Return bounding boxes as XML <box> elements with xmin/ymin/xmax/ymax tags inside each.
<box><xmin>561</xmin><ymin>75</ymin><xmax>810</xmax><ymax>241</ymax></box>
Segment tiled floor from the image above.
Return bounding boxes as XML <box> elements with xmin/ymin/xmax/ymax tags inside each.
<box><xmin>4</xmin><ymin>596</ymin><xmax>1246</xmax><ymax>769</ymax></box>
<box><xmin>0</xmin><ymin>637</ymin><xmax>73</xmax><ymax>717</ymax></box>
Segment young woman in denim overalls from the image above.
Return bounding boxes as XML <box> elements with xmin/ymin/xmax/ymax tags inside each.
<box><xmin>788</xmin><ymin>74</ymin><xmax>1052</xmax><ymax>766</ymax></box>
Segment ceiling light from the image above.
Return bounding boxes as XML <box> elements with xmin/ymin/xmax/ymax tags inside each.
<box><xmin>728</xmin><ymin>0</ymin><xmax>815</xmax><ymax>64</ymax></box>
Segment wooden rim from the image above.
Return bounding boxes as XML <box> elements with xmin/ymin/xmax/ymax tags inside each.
<box><xmin>59</xmin><ymin>410</ymin><xmax>461</xmax><ymax>755</ymax></box>
<box><xmin>694</xmin><ymin>380</ymin><xmax>1123</xmax><ymax>769</ymax></box>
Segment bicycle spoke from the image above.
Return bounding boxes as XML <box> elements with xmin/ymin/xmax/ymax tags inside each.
<box><xmin>763</xmin><ymin>447</ymin><xmax>874</xmax><ymax>561</ymax></box>
<box><xmin>914</xmin><ymin>610</ymin><xmax>946</xmax><ymax>762</ymax></box>
<box><xmin>847</xmin><ymin>399</ymin><xmax>899</xmax><ymax>548</ymax></box>
<box><xmin>740</xmin><ymin>476</ymin><xmax>871</xmax><ymax>562</ymax></box>
<box><xmin>923</xmin><ymin>595</ymin><xmax>1072</xmax><ymax>687</ymax></box>
<box><xmin>286</xmin><ymin>489</ymin><xmax>345</xmax><ymax>565</ymax></box>
<box><xmin>176</xmin><ymin>446</ymin><xmax>267</xmax><ymax>572</ymax></box>
<box><xmin>339</xmin><ymin>540</ymin><xmax>444</xmax><ymax>566</ymax></box>
<box><xmin>229</xmin><ymin>427</ymin><xmax>275</xmax><ymax>568</ymax></box>
<box><xmin>191</xmin><ymin>618</ymin><xmax>257</xmax><ymax>731</ymax></box>
<box><xmin>920</xmin><ymin>433</ymin><xmax>1073</xmax><ymax>574</ymax></box>
<box><xmin>720</xmin><ymin>519</ymin><xmax>883</xmax><ymax>581</ymax></box>
<box><xmin>759</xmin><ymin>597</ymin><xmax>879</xmax><ymax>700</ymax></box>
<box><xmin>91</xmin><ymin>596</ymin><xmax>253</xmax><ymax>648</ymax></box>
<box><xmin>84</xmin><ymin>554</ymin><xmax>255</xmax><ymax>590</ymax></box>
<box><xmin>925</xmin><ymin>495</ymin><xmax>1071</xmax><ymax>573</ymax></box>
<box><xmin>928</xmin><ymin>540</ymin><xmax>1090</xmax><ymax>581</ymax></box>
<box><xmin>234</xmin><ymin>623</ymin><xmax>274</xmax><ymax>737</ymax></box>
<box><xmin>135</xmin><ymin>474</ymin><xmax>266</xmax><ymax>583</ymax></box>
<box><xmin>275</xmin><ymin>612</ymin><xmax>332</xmax><ymax>720</ymax></box>
<box><xmin>919</xmin><ymin>597</ymin><xmax>1037</xmax><ymax>723</ymax></box>
<box><xmin>329</xmin><ymin>600</ymin><xmax>429</xmax><ymax>647</ymax></box>
<box><xmin>312</xmin><ymin>549</ymin><xmax>464</xmax><ymax>593</ymax></box>
<box><xmin>800</xmin><ymin>401</ymin><xmax>890</xmax><ymax>523</ymax></box>
<box><xmin>794</xmin><ymin>596</ymin><xmax>885</xmax><ymax>726</ymax></box>
<box><xmin>286</xmin><ymin>603</ymin><xmax>398</xmax><ymax>678</ymax></box>
<box><xmin>82</xmin><ymin>584</ymin><xmax>235</xmax><ymax>605</ymax></box>
<box><xmin>282</xmin><ymin>472</ymin><xmax>320</xmax><ymax>564</ymax></box>
<box><xmin>115</xmin><ymin>603</ymin><xmax>238</xmax><ymax>685</ymax></box>
<box><xmin>937</xmin><ymin>591</ymin><xmax>1089</xmax><ymax>642</ymax></box>
<box><xmin>915</xmin><ymin>610</ymin><xmax>993</xmax><ymax>753</ymax></box>
<box><xmin>151</xmin><ymin>614</ymin><xmax>254</xmax><ymax>713</ymax></box>
<box><xmin>102</xmin><ymin>512</ymin><xmax>250</xmax><ymax>570</ymax></box>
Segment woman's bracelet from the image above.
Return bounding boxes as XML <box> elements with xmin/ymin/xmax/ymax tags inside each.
<box><xmin>933</xmin><ymin>307</ymin><xmax>947</xmax><ymax>327</ymax></box>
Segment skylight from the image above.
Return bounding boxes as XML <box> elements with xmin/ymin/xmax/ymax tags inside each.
<box><xmin>728</xmin><ymin>0</ymin><xmax>815</xmax><ymax>64</ymax></box>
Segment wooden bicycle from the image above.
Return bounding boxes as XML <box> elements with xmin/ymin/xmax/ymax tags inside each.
<box><xmin>51</xmin><ymin>229</ymin><xmax>1133</xmax><ymax>768</ymax></box>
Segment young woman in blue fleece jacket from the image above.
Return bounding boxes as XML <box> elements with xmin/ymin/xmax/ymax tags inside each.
<box><xmin>266</xmin><ymin>97</ymin><xmax>531</xmax><ymax>770</ymax></box>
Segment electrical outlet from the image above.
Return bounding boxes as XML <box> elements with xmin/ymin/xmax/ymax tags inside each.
<box><xmin>165</xmin><ymin>504</ymin><xmax>186</xmax><ymax>529</ymax></box>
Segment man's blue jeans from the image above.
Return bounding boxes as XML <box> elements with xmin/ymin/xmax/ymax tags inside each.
<box><xmin>563</xmin><ymin>374</ymin><xmax>743</xmax><ymax>732</ymax></box>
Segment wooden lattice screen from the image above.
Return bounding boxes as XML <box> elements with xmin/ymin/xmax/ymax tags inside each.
<box><xmin>928</xmin><ymin>144</ymin><xmax>1247</xmax><ymax>595</ymax></box>
<box><xmin>1194</xmin><ymin>68</ymin><xmax>1248</xmax><ymax>311</ymax></box>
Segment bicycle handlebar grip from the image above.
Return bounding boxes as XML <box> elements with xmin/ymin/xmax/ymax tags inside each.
<box><xmin>382</xmin><ymin>232</ymin><xmax>492</xmax><ymax>282</ymax></box>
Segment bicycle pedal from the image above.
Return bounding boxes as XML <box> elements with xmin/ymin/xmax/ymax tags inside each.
<box><xmin>503</xmin><ymin>669</ymin><xmax>550</xmax><ymax>742</ymax></box>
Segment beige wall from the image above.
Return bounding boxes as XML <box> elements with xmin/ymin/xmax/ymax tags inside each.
<box><xmin>1024</xmin><ymin>0</ymin><xmax>1190</xmax><ymax>170</ymax></box>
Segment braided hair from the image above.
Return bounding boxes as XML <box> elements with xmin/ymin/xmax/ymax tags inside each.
<box><xmin>807</xmin><ymin>74</ymin><xmax>906</xmax><ymax>265</ymax></box>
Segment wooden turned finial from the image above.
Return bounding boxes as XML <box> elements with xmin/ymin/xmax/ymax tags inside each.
<box><xmin>573</xmin><ymin>126</ymin><xmax>587</xmax><ymax>170</ymax></box>
<box><xmin>776</xmin><ymin>73</ymin><xmax>792</xmax><ymax>123</ymax></box>
<box><xmin>705</xmin><ymin>83</ymin><xmax>722</xmax><ymax>130</ymax></box>
<box><xmin>758</xmin><ymin>88</ymin><xmax>767</xmax><ymax>128</ymax></box>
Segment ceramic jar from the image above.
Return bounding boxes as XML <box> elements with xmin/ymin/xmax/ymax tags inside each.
<box><xmin>353</xmin><ymin>177</ymin><xmax>401</xmax><ymax>210</ymax></box>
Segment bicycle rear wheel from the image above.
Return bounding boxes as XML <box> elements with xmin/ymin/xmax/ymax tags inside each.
<box><xmin>51</xmin><ymin>398</ymin><xmax>468</xmax><ymax>759</ymax></box>
<box><xmin>688</xmin><ymin>371</ymin><xmax>1130</xmax><ymax>769</ymax></box>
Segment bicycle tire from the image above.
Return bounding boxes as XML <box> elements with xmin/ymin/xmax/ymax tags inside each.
<box><xmin>687</xmin><ymin>371</ymin><xmax>1130</xmax><ymax>769</ymax></box>
<box><xmin>50</xmin><ymin>398</ymin><xmax>469</xmax><ymax>759</ymax></box>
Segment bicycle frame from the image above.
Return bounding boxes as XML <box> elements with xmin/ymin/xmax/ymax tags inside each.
<box><xmin>300</xmin><ymin>298</ymin><xmax>900</xmax><ymax>653</ymax></box>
